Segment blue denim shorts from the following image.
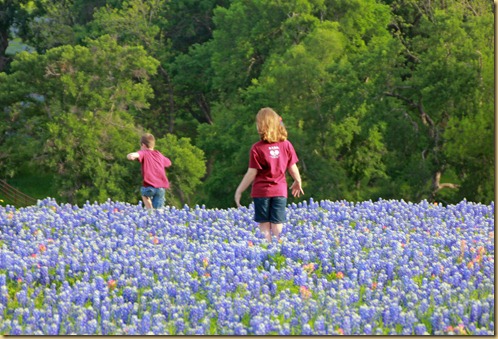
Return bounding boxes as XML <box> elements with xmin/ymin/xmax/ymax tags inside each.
<box><xmin>141</xmin><ymin>187</ymin><xmax>165</xmax><ymax>209</ymax></box>
<box><xmin>253</xmin><ymin>197</ymin><xmax>287</xmax><ymax>224</ymax></box>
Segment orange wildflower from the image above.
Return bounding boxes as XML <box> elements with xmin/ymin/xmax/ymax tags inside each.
<box><xmin>107</xmin><ymin>279</ymin><xmax>117</xmax><ymax>290</ymax></box>
<box><xmin>303</xmin><ymin>263</ymin><xmax>315</xmax><ymax>274</ymax></box>
<box><xmin>299</xmin><ymin>286</ymin><xmax>312</xmax><ymax>299</ymax></box>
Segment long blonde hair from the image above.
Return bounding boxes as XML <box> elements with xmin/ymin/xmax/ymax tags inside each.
<box><xmin>256</xmin><ymin>107</ymin><xmax>288</xmax><ymax>143</ymax></box>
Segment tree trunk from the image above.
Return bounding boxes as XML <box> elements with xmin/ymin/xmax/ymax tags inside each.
<box><xmin>195</xmin><ymin>93</ymin><xmax>213</xmax><ymax>124</ymax></box>
<box><xmin>0</xmin><ymin>29</ymin><xmax>10</xmax><ymax>72</ymax></box>
<box><xmin>431</xmin><ymin>170</ymin><xmax>460</xmax><ymax>199</ymax></box>
<box><xmin>159</xmin><ymin>66</ymin><xmax>176</xmax><ymax>133</ymax></box>
<box><xmin>202</xmin><ymin>157</ymin><xmax>214</xmax><ymax>181</ymax></box>
<box><xmin>174</xmin><ymin>185</ymin><xmax>187</xmax><ymax>206</ymax></box>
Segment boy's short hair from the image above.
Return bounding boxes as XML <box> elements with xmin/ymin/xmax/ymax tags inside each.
<box><xmin>141</xmin><ymin>133</ymin><xmax>155</xmax><ymax>149</ymax></box>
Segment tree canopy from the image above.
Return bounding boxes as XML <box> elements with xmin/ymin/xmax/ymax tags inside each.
<box><xmin>0</xmin><ymin>0</ymin><xmax>494</xmax><ymax>207</ymax></box>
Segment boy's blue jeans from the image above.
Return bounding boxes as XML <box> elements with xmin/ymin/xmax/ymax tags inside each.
<box><xmin>141</xmin><ymin>187</ymin><xmax>165</xmax><ymax>208</ymax></box>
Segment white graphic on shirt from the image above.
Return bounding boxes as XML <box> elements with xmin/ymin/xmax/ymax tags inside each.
<box><xmin>269</xmin><ymin>146</ymin><xmax>280</xmax><ymax>159</ymax></box>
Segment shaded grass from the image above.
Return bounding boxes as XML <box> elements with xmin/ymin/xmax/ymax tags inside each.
<box><xmin>0</xmin><ymin>172</ymin><xmax>58</xmax><ymax>207</ymax></box>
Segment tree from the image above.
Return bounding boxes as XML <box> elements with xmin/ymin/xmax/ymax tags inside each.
<box><xmin>1</xmin><ymin>0</ymin><xmax>493</xmax><ymax>206</ymax></box>
<box><xmin>198</xmin><ymin>0</ymin><xmax>399</xmax><ymax>205</ymax></box>
<box><xmin>197</xmin><ymin>0</ymin><xmax>325</xmax><ymax>207</ymax></box>
<box><xmin>441</xmin><ymin>1</ymin><xmax>494</xmax><ymax>203</ymax></box>
<box><xmin>0</xmin><ymin>35</ymin><xmax>159</xmax><ymax>203</ymax></box>
<box><xmin>0</xmin><ymin>0</ymin><xmax>43</xmax><ymax>71</ymax></box>
<box><xmin>21</xmin><ymin>0</ymin><xmax>123</xmax><ymax>53</ymax></box>
<box><xmin>163</xmin><ymin>0</ymin><xmax>231</xmax><ymax>54</ymax></box>
<box><xmin>155</xmin><ymin>134</ymin><xmax>206</xmax><ymax>207</ymax></box>
<box><xmin>87</xmin><ymin>0</ymin><xmax>231</xmax><ymax>138</ymax></box>
<box><xmin>382</xmin><ymin>0</ymin><xmax>494</xmax><ymax>203</ymax></box>
<box><xmin>196</xmin><ymin>102</ymin><xmax>263</xmax><ymax>208</ymax></box>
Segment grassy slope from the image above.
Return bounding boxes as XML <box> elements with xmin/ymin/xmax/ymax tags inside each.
<box><xmin>0</xmin><ymin>173</ymin><xmax>58</xmax><ymax>207</ymax></box>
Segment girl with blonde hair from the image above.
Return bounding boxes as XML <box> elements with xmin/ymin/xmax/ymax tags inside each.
<box><xmin>235</xmin><ymin>107</ymin><xmax>304</xmax><ymax>242</ymax></box>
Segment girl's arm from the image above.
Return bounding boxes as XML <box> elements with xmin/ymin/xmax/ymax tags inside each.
<box><xmin>235</xmin><ymin>168</ymin><xmax>258</xmax><ymax>207</ymax></box>
<box><xmin>288</xmin><ymin>163</ymin><xmax>304</xmax><ymax>197</ymax></box>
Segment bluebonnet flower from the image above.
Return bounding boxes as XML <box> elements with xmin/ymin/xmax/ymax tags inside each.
<box><xmin>479</xmin><ymin>312</ymin><xmax>490</xmax><ymax>327</ymax></box>
<box><xmin>418</xmin><ymin>299</ymin><xmax>429</xmax><ymax>314</ymax></box>
<box><xmin>85</xmin><ymin>319</ymin><xmax>97</xmax><ymax>334</ymax></box>
<box><xmin>430</xmin><ymin>310</ymin><xmax>444</xmax><ymax>332</ymax></box>
<box><xmin>140</xmin><ymin>311</ymin><xmax>151</xmax><ymax>334</ymax></box>
<box><xmin>341</xmin><ymin>314</ymin><xmax>352</xmax><ymax>334</ymax></box>
<box><xmin>0</xmin><ymin>285</ymin><xmax>8</xmax><ymax>307</ymax></box>
<box><xmin>279</xmin><ymin>322</ymin><xmax>291</xmax><ymax>335</ymax></box>
<box><xmin>1</xmin><ymin>198</ymin><xmax>494</xmax><ymax>335</ymax></box>
<box><xmin>359</xmin><ymin>305</ymin><xmax>374</xmax><ymax>323</ymax></box>
<box><xmin>9</xmin><ymin>319</ymin><xmax>22</xmax><ymax>335</ymax></box>
<box><xmin>414</xmin><ymin>323</ymin><xmax>428</xmax><ymax>335</ymax></box>
<box><xmin>469</xmin><ymin>301</ymin><xmax>482</xmax><ymax>323</ymax></box>
<box><xmin>250</xmin><ymin>315</ymin><xmax>269</xmax><ymax>335</ymax></box>
<box><xmin>149</xmin><ymin>314</ymin><xmax>166</xmax><ymax>334</ymax></box>
<box><xmin>301</xmin><ymin>323</ymin><xmax>312</xmax><ymax>335</ymax></box>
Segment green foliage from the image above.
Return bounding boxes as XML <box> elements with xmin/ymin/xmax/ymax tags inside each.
<box><xmin>209</xmin><ymin>315</ymin><xmax>218</xmax><ymax>335</ymax></box>
<box><xmin>237</xmin><ymin>0</ymin><xmax>398</xmax><ymax>203</ymax></box>
<box><xmin>170</xmin><ymin>43</ymin><xmax>217</xmax><ymax>128</ymax></box>
<box><xmin>196</xmin><ymin>103</ymin><xmax>260</xmax><ymax>208</ymax></box>
<box><xmin>3</xmin><ymin>170</ymin><xmax>56</xmax><ymax>201</ymax></box>
<box><xmin>443</xmin><ymin>109</ymin><xmax>494</xmax><ymax>203</ymax></box>
<box><xmin>163</xmin><ymin>0</ymin><xmax>231</xmax><ymax>53</ymax></box>
<box><xmin>379</xmin><ymin>0</ymin><xmax>494</xmax><ymax>204</ymax></box>
<box><xmin>0</xmin><ymin>0</ymin><xmax>43</xmax><ymax>71</ymax></box>
<box><xmin>155</xmin><ymin>133</ymin><xmax>206</xmax><ymax>207</ymax></box>
<box><xmin>45</xmin><ymin>112</ymin><xmax>141</xmax><ymax>203</ymax></box>
<box><xmin>0</xmin><ymin>0</ymin><xmax>493</xmax><ymax>207</ymax></box>
<box><xmin>88</xmin><ymin>0</ymin><xmax>163</xmax><ymax>48</ymax></box>
<box><xmin>268</xmin><ymin>252</ymin><xmax>287</xmax><ymax>270</ymax></box>
<box><xmin>274</xmin><ymin>279</ymin><xmax>300</xmax><ymax>295</ymax></box>
<box><xmin>0</xmin><ymin>35</ymin><xmax>158</xmax><ymax>204</ymax></box>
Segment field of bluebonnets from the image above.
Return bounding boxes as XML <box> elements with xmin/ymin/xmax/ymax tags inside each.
<box><xmin>0</xmin><ymin>197</ymin><xmax>494</xmax><ymax>335</ymax></box>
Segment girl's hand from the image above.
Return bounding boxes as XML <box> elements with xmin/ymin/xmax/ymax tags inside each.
<box><xmin>235</xmin><ymin>168</ymin><xmax>257</xmax><ymax>207</ymax></box>
<box><xmin>234</xmin><ymin>191</ymin><xmax>242</xmax><ymax>207</ymax></box>
<box><xmin>290</xmin><ymin>180</ymin><xmax>304</xmax><ymax>198</ymax></box>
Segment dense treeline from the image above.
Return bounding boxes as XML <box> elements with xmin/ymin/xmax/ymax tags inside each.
<box><xmin>0</xmin><ymin>0</ymin><xmax>494</xmax><ymax>208</ymax></box>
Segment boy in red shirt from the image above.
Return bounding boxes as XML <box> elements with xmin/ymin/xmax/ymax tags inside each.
<box><xmin>235</xmin><ymin>107</ymin><xmax>304</xmax><ymax>242</ymax></box>
<box><xmin>127</xmin><ymin>133</ymin><xmax>172</xmax><ymax>209</ymax></box>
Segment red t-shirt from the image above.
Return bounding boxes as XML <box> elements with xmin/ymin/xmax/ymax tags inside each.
<box><xmin>249</xmin><ymin>140</ymin><xmax>299</xmax><ymax>198</ymax></box>
<box><xmin>138</xmin><ymin>149</ymin><xmax>172</xmax><ymax>188</ymax></box>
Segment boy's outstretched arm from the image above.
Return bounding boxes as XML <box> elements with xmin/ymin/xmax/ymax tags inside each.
<box><xmin>127</xmin><ymin>152</ymin><xmax>140</xmax><ymax>161</ymax></box>
<box><xmin>288</xmin><ymin>163</ymin><xmax>304</xmax><ymax>198</ymax></box>
<box><xmin>235</xmin><ymin>168</ymin><xmax>257</xmax><ymax>207</ymax></box>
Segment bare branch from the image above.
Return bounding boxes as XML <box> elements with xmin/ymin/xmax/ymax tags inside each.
<box><xmin>438</xmin><ymin>183</ymin><xmax>460</xmax><ymax>189</ymax></box>
<box><xmin>384</xmin><ymin>92</ymin><xmax>434</xmax><ymax>128</ymax></box>
<box><xmin>432</xmin><ymin>171</ymin><xmax>460</xmax><ymax>194</ymax></box>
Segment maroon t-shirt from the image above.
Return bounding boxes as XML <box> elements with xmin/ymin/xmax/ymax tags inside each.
<box><xmin>137</xmin><ymin>149</ymin><xmax>172</xmax><ymax>188</ymax></box>
<box><xmin>249</xmin><ymin>140</ymin><xmax>299</xmax><ymax>198</ymax></box>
